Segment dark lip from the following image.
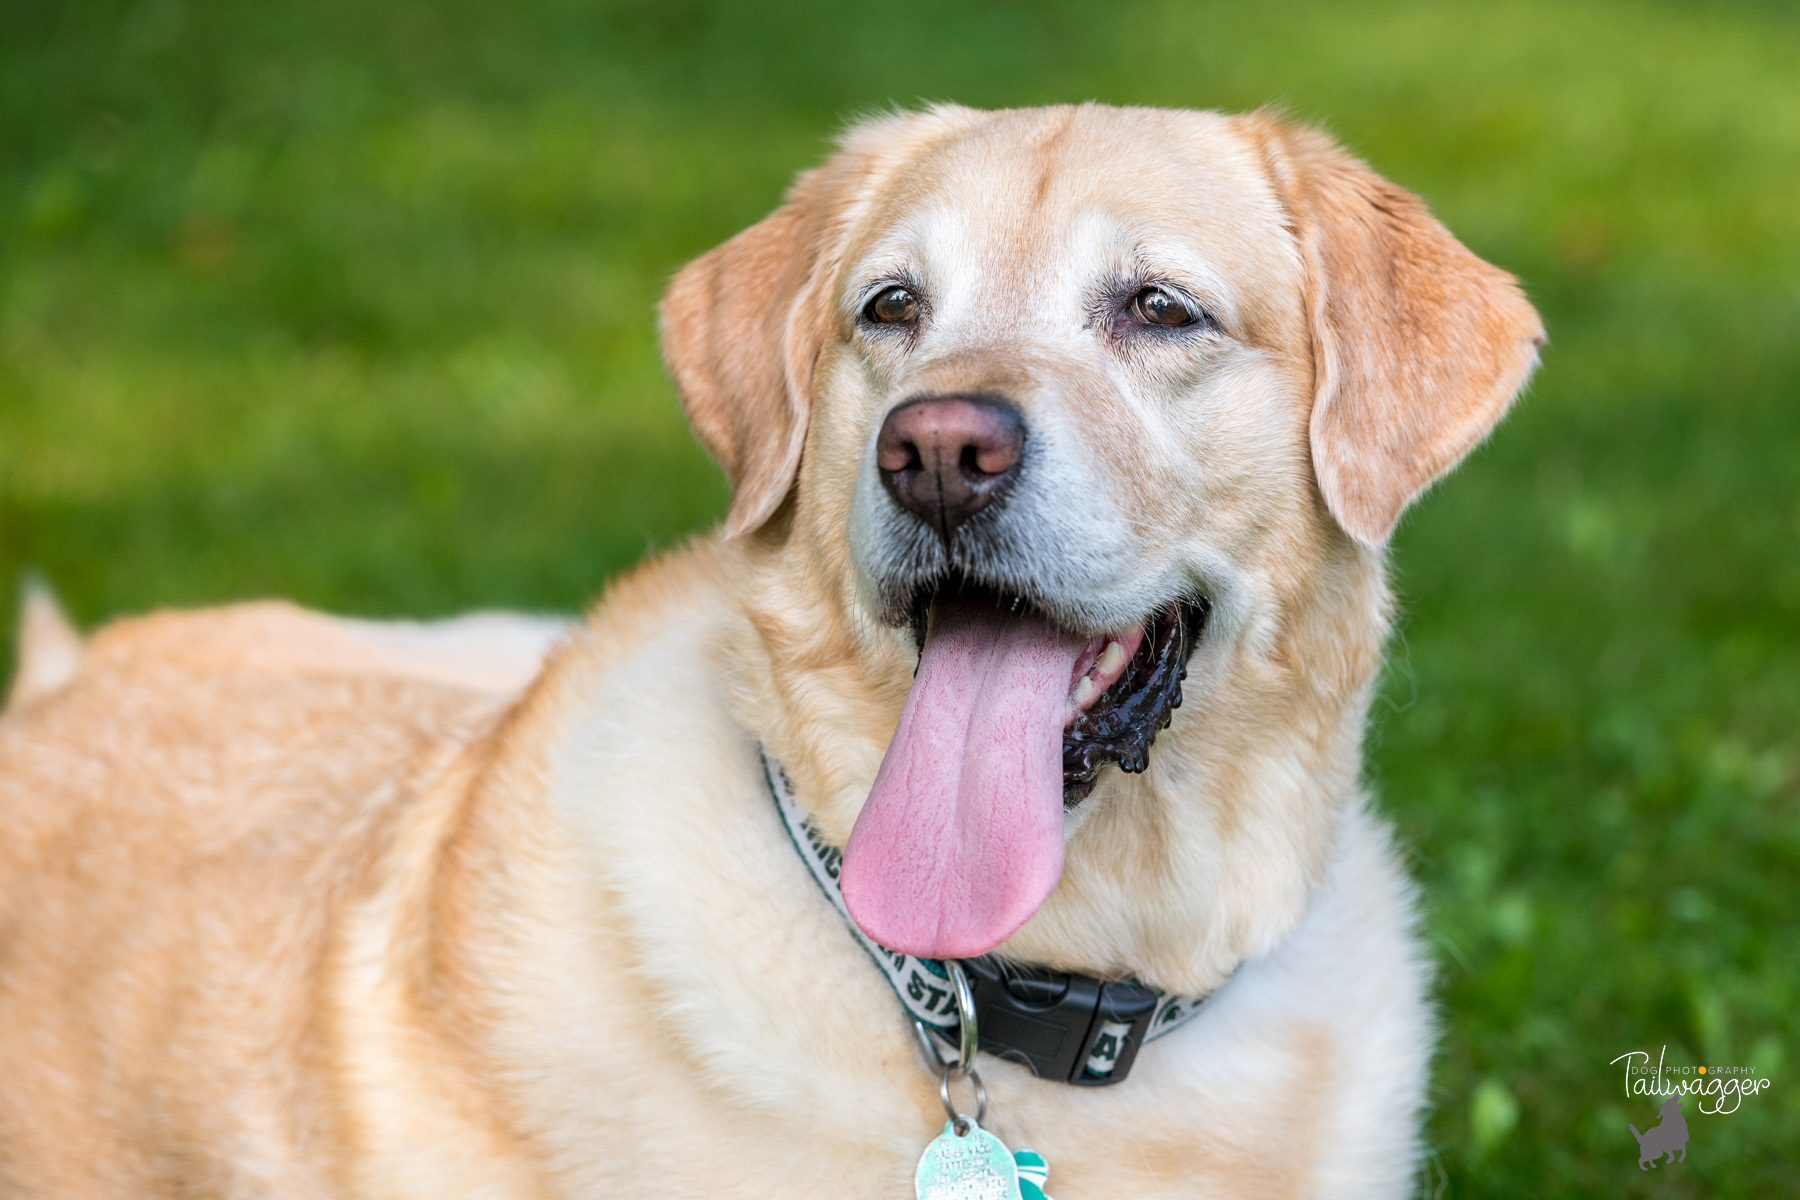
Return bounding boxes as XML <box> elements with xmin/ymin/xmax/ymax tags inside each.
<box><xmin>907</xmin><ymin>576</ymin><xmax>1210</xmax><ymax>807</ymax></box>
<box><xmin>1061</xmin><ymin>597</ymin><xmax>1207</xmax><ymax>805</ymax></box>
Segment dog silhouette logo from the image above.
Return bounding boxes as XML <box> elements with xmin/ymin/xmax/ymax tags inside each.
<box><xmin>1628</xmin><ymin>1097</ymin><xmax>1688</xmax><ymax>1169</ymax></box>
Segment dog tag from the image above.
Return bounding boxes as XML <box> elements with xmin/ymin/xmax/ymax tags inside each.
<box><xmin>915</xmin><ymin>1119</ymin><xmax>1019</xmax><ymax>1200</ymax></box>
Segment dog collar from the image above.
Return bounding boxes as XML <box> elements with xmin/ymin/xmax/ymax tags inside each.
<box><xmin>764</xmin><ymin>750</ymin><xmax>1216</xmax><ymax>1086</ymax></box>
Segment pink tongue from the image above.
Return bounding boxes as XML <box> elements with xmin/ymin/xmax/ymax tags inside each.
<box><xmin>841</xmin><ymin>601</ymin><xmax>1085</xmax><ymax>958</ymax></box>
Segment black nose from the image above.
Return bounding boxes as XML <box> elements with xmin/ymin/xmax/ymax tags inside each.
<box><xmin>876</xmin><ymin>396</ymin><xmax>1025</xmax><ymax>541</ymax></box>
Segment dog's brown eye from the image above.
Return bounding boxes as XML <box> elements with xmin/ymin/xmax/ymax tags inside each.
<box><xmin>864</xmin><ymin>285</ymin><xmax>920</xmax><ymax>324</ymax></box>
<box><xmin>1132</xmin><ymin>287</ymin><xmax>1193</xmax><ymax>327</ymax></box>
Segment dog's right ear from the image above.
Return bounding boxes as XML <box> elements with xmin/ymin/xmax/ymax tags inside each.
<box><xmin>659</xmin><ymin>170</ymin><xmax>841</xmax><ymax>538</ymax></box>
<box><xmin>661</xmin><ymin>108</ymin><xmax>978</xmax><ymax>538</ymax></box>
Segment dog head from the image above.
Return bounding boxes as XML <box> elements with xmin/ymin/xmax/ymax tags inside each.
<box><xmin>662</xmin><ymin>105</ymin><xmax>1541</xmax><ymax>979</ymax></box>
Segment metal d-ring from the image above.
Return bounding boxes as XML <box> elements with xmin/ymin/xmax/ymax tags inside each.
<box><xmin>911</xmin><ymin>961</ymin><xmax>981</xmax><ymax>1076</ymax></box>
<box><xmin>946</xmin><ymin>960</ymin><xmax>978</xmax><ymax>1074</ymax></box>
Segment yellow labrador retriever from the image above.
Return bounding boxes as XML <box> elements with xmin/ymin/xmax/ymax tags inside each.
<box><xmin>0</xmin><ymin>104</ymin><xmax>1540</xmax><ymax>1198</ymax></box>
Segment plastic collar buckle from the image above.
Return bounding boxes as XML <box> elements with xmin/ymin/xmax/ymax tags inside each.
<box><xmin>945</xmin><ymin>956</ymin><xmax>1159</xmax><ymax>1086</ymax></box>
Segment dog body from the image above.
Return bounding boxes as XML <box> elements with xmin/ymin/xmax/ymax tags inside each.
<box><xmin>0</xmin><ymin>105</ymin><xmax>1541</xmax><ymax>1198</ymax></box>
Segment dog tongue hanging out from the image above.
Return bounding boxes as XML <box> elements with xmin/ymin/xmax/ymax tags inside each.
<box><xmin>841</xmin><ymin>601</ymin><xmax>1077</xmax><ymax>959</ymax></box>
<box><xmin>841</xmin><ymin>597</ymin><xmax>1143</xmax><ymax>958</ymax></box>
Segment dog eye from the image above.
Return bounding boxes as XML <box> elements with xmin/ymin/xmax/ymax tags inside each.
<box><xmin>864</xmin><ymin>285</ymin><xmax>920</xmax><ymax>325</ymax></box>
<box><xmin>1131</xmin><ymin>287</ymin><xmax>1195</xmax><ymax>328</ymax></box>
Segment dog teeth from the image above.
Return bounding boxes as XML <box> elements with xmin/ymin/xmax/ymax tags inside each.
<box><xmin>1073</xmin><ymin>677</ymin><xmax>1097</xmax><ymax>707</ymax></box>
<box><xmin>1098</xmin><ymin>640</ymin><xmax>1128</xmax><ymax>675</ymax></box>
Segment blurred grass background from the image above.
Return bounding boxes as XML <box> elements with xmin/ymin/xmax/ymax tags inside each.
<box><xmin>2</xmin><ymin>0</ymin><xmax>1796</xmax><ymax>1193</ymax></box>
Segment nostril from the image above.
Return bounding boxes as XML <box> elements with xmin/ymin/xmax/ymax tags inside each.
<box><xmin>969</xmin><ymin>437</ymin><xmax>1019</xmax><ymax>477</ymax></box>
<box><xmin>877</xmin><ymin>437</ymin><xmax>921</xmax><ymax>474</ymax></box>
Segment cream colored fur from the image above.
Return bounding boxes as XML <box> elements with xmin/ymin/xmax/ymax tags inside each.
<box><xmin>0</xmin><ymin>104</ymin><xmax>1540</xmax><ymax>1198</ymax></box>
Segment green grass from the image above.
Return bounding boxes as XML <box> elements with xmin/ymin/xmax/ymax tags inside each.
<box><xmin>2</xmin><ymin>0</ymin><xmax>1796</xmax><ymax>1193</ymax></box>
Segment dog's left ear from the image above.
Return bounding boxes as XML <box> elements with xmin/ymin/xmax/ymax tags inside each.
<box><xmin>1250</xmin><ymin>117</ymin><xmax>1546</xmax><ymax>545</ymax></box>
